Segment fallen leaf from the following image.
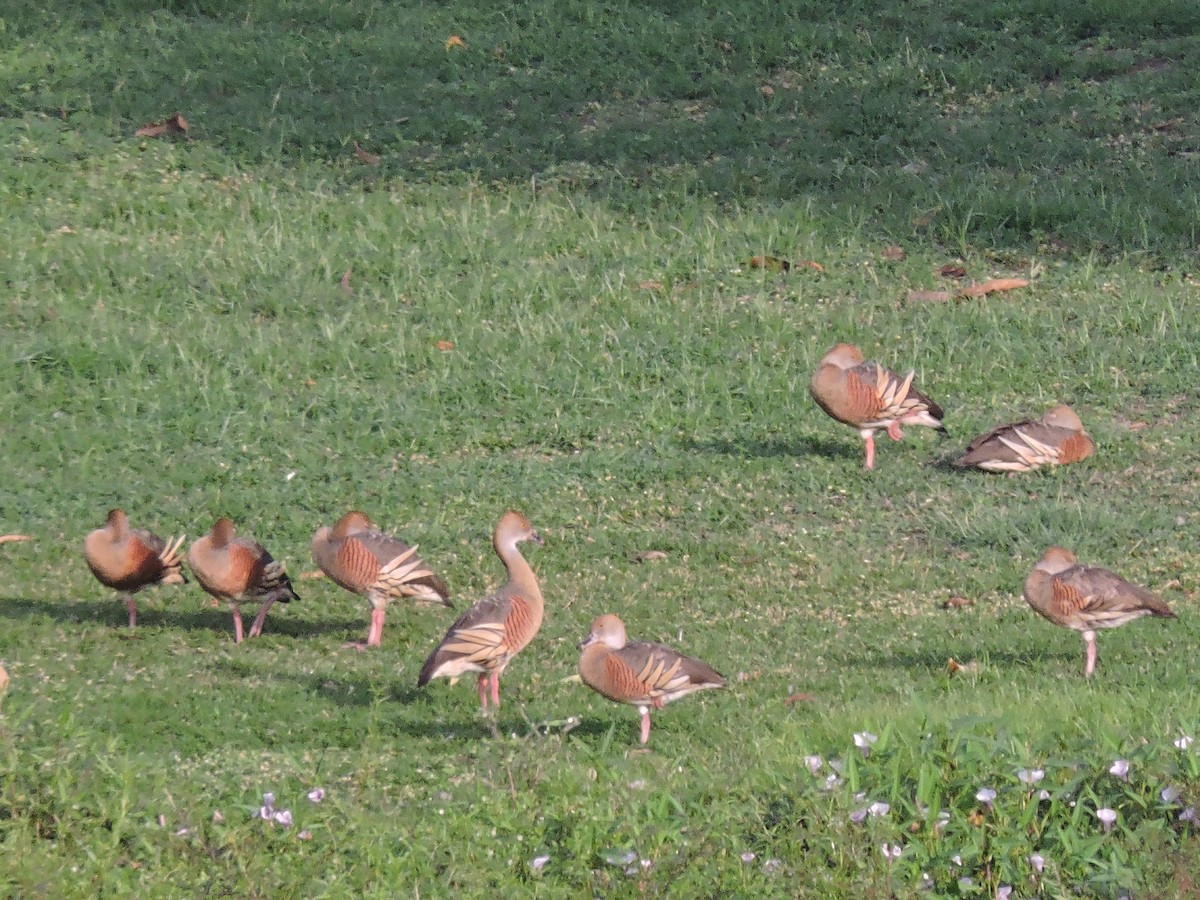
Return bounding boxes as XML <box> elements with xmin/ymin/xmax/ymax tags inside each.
<box><xmin>303</xmin><ymin>378</ymin><xmax>316</xmax><ymax>388</ymax></box>
<box><xmin>352</xmin><ymin>141</ymin><xmax>381</xmax><ymax>165</ymax></box>
<box><xmin>942</xmin><ymin>596</ymin><xmax>973</xmax><ymax>610</ymax></box>
<box><xmin>1151</xmin><ymin>117</ymin><xmax>1183</xmax><ymax>132</ymax></box>
<box><xmin>948</xmin><ymin>658</ymin><xmax>983</xmax><ymax>675</ymax></box>
<box><xmin>968</xmin><ymin>809</ymin><xmax>986</xmax><ymax>827</ymax></box>
<box><xmin>748</xmin><ymin>255</ymin><xmax>790</xmax><ymax>273</ymax></box>
<box><xmin>784</xmin><ymin>692</ymin><xmax>816</xmax><ymax>705</ymax></box>
<box><xmin>135</xmin><ymin>113</ymin><xmax>188</xmax><ymax>138</ymax></box>
<box><xmin>956</xmin><ymin>277</ymin><xmax>1029</xmax><ymax>298</ymax></box>
<box><xmin>882</xmin><ymin>245</ymin><xmax>906</xmax><ymax>261</ymax></box>
<box><xmin>57</xmin><ymin>225</ymin><xmax>75</xmax><ymax>235</ymax></box>
<box><xmin>298</xmin><ymin>570</ymin><xmax>326</xmax><ymax>580</ymax></box>
<box><xmin>436</xmin><ymin>340</ymin><xmax>455</xmax><ymax>351</ymax></box>
<box><xmin>0</xmin><ymin>663</ymin><xmax>8</xmax><ymax>694</ymax></box>
<box><xmin>797</xmin><ymin>260</ymin><xmax>825</xmax><ymax>272</ymax></box>
<box><xmin>736</xmin><ymin>670</ymin><xmax>761</xmax><ymax>683</ymax></box>
<box><xmin>0</xmin><ymin>535</ymin><xmax>32</xmax><ymax>545</ymax></box>
<box><xmin>638</xmin><ymin>280</ymin><xmax>664</xmax><ymax>291</ymax></box>
<box><xmin>938</xmin><ymin>264</ymin><xmax>967</xmax><ymax>278</ymax></box>
<box><xmin>445</xmin><ymin>35</ymin><xmax>466</xmax><ymax>51</ymax></box>
<box><xmin>759</xmin><ymin>84</ymin><xmax>775</xmax><ymax>98</ymax></box>
<box><xmin>340</xmin><ymin>269</ymin><xmax>353</xmax><ymax>295</ymax></box>
<box><xmin>630</xmin><ymin>550</ymin><xmax>668</xmax><ymax>562</ymax></box>
<box><xmin>715</xmin><ymin>40</ymin><xmax>734</xmax><ymax>53</ymax></box>
<box><xmin>907</xmin><ymin>290</ymin><xmax>952</xmax><ymax>304</ymax></box>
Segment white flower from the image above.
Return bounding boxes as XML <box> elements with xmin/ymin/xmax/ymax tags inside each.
<box><xmin>1028</xmin><ymin>852</ymin><xmax>1045</xmax><ymax>873</ymax></box>
<box><xmin>272</xmin><ymin>809</ymin><xmax>294</xmax><ymax>828</ymax></box>
<box><xmin>762</xmin><ymin>859</ymin><xmax>782</xmax><ymax>874</ymax></box>
<box><xmin>1095</xmin><ymin>808</ymin><xmax>1117</xmax><ymax>831</ymax></box>
<box><xmin>976</xmin><ymin>788</ymin><xmax>996</xmax><ymax>805</ymax></box>
<box><xmin>880</xmin><ymin>843</ymin><xmax>902</xmax><ymax>860</ymax></box>
<box><xmin>868</xmin><ymin>801</ymin><xmax>891</xmax><ymax>817</ymax></box>
<box><xmin>1175</xmin><ymin>735</ymin><xmax>1194</xmax><ymax>750</ymax></box>
<box><xmin>998</xmin><ymin>886</ymin><xmax>1013</xmax><ymax>899</ymax></box>
<box><xmin>853</xmin><ymin>732</ymin><xmax>878</xmax><ymax>756</ymax></box>
<box><xmin>263</xmin><ymin>792</ymin><xmax>276</xmax><ymax>809</ymax></box>
<box><xmin>951</xmin><ymin>854</ymin><xmax>963</xmax><ymax>866</ymax></box>
<box><xmin>1017</xmin><ymin>768</ymin><xmax>1044</xmax><ymax>785</ymax></box>
<box><xmin>298</xmin><ymin>829</ymin><xmax>313</xmax><ymax>841</ymax></box>
<box><xmin>740</xmin><ymin>852</ymin><xmax>756</xmax><ymax>863</ymax></box>
<box><xmin>1108</xmin><ymin>759</ymin><xmax>1130</xmax><ymax>781</ymax></box>
<box><xmin>1180</xmin><ymin>806</ymin><xmax>1198</xmax><ymax>823</ymax></box>
<box><xmin>803</xmin><ymin>755</ymin><xmax>823</xmax><ymax>774</ymax></box>
<box><xmin>958</xmin><ymin>877</ymin><xmax>974</xmax><ymax>889</ymax></box>
<box><xmin>850</xmin><ymin>808</ymin><xmax>868</xmax><ymax>823</ymax></box>
<box><xmin>1162</xmin><ymin>786</ymin><xmax>1179</xmax><ymax>803</ymax></box>
<box><xmin>211</xmin><ymin>810</ymin><xmax>225</xmax><ymax>824</ymax></box>
<box><xmin>1037</xmin><ymin>789</ymin><xmax>1051</xmax><ymax>800</ymax></box>
<box><xmin>822</xmin><ymin>774</ymin><xmax>843</xmax><ymax>791</ymax></box>
<box><xmin>307</xmin><ymin>788</ymin><xmax>325</xmax><ymax>803</ymax></box>
<box><xmin>531</xmin><ymin>854</ymin><xmax>550</xmax><ymax>872</ymax></box>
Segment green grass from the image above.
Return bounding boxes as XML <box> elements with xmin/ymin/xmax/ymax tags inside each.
<box><xmin>2</xmin><ymin>0</ymin><xmax>1200</xmax><ymax>895</ymax></box>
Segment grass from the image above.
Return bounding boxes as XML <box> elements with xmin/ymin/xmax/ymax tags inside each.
<box><xmin>2</xmin><ymin>0</ymin><xmax>1200</xmax><ymax>895</ymax></box>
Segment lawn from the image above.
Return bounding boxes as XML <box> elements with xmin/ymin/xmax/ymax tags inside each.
<box><xmin>2</xmin><ymin>1</ymin><xmax>1200</xmax><ymax>896</ymax></box>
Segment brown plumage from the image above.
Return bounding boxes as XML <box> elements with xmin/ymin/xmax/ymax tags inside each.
<box><xmin>83</xmin><ymin>508</ymin><xmax>186</xmax><ymax>630</ymax></box>
<box><xmin>188</xmin><ymin>518</ymin><xmax>299</xmax><ymax>643</ymax></box>
<box><xmin>1023</xmin><ymin>546</ymin><xmax>1176</xmax><ymax>678</ymax></box>
<box><xmin>954</xmin><ymin>404</ymin><xmax>1094</xmax><ymax>472</ymax></box>
<box><xmin>418</xmin><ymin>510</ymin><xmax>544</xmax><ymax>709</ymax></box>
<box><xmin>311</xmin><ymin>511</ymin><xmax>451</xmax><ymax>650</ymax></box>
<box><xmin>578</xmin><ymin>614</ymin><xmax>725</xmax><ymax>745</ymax></box>
<box><xmin>809</xmin><ymin>342</ymin><xmax>946</xmax><ymax>470</ymax></box>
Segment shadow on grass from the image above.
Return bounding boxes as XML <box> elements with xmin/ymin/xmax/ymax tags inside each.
<box><xmin>8</xmin><ymin>2</ymin><xmax>1200</xmax><ymax>252</ymax></box>
<box><xmin>0</xmin><ymin>596</ymin><xmax>360</xmax><ymax>639</ymax></box>
<box><xmin>684</xmin><ymin>434</ymin><xmax>850</xmax><ymax>462</ymax></box>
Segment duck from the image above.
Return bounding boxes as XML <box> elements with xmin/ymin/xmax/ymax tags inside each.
<box><xmin>418</xmin><ymin>510</ymin><xmax>544</xmax><ymax>709</ymax></box>
<box><xmin>188</xmin><ymin>518</ymin><xmax>299</xmax><ymax>643</ymax></box>
<box><xmin>577</xmin><ymin>614</ymin><xmax>725</xmax><ymax>744</ymax></box>
<box><xmin>83</xmin><ymin>508</ymin><xmax>186</xmax><ymax>630</ymax></box>
<box><xmin>311</xmin><ymin>511</ymin><xmax>451</xmax><ymax>649</ymax></box>
<box><xmin>954</xmin><ymin>404</ymin><xmax>1094</xmax><ymax>472</ymax></box>
<box><xmin>809</xmin><ymin>342</ymin><xmax>946</xmax><ymax>469</ymax></box>
<box><xmin>1023</xmin><ymin>546</ymin><xmax>1176</xmax><ymax>677</ymax></box>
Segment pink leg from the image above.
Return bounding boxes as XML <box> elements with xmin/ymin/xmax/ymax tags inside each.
<box><xmin>639</xmin><ymin>708</ymin><xmax>652</xmax><ymax>744</ymax></box>
<box><xmin>887</xmin><ymin>421</ymin><xmax>904</xmax><ymax>441</ymax></box>
<box><xmin>1083</xmin><ymin>632</ymin><xmax>1097</xmax><ymax>678</ymax></box>
<box><xmin>489</xmin><ymin>672</ymin><xmax>501</xmax><ymax>708</ymax></box>
<box><xmin>477</xmin><ymin>673</ymin><xmax>490</xmax><ymax>709</ymax></box>
<box><xmin>863</xmin><ymin>434</ymin><xmax>876</xmax><ymax>470</ymax></box>
<box><xmin>248</xmin><ymin>597</ymin><xmax>274</xmax><ymax>638</ymax></box>
<box><xmin>232</xmin><ymin>605</ymin><xmax>244</xmax><ymax>644</ymax></box>
<box><xmin>125</xmin><ymin>596</ymin><xmax>137</xmax><ymax>630</ymax></box>
<box><xmin>367</xmin><ymin>607</ymin><xmax>386</xmax><ymax>647</ymax></box>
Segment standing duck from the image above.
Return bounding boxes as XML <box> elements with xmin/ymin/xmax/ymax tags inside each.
<box><xmin>311</xmin><ymin>511</ymin><xmax>451</xmax><ymax>650</ymax></box>
<box><xmin>1023</xmin><ymin>546</ymin><xmax>1176</xmax><ymax>678</ymax></box>
<box><xmin>418</xmin><ymin>510</ymin><xmax>544</xmax><ymax>709</ymax></box>
<box><xmin>809</xmin><ymin>342</ymin><xmax>946</xmax><ymax>470</ymax></box>
<box><xmin>577</xmin><ymin>614</ymin><xmax>726</xmax><ymax>745</ymax></box>
<box><xmin>188</xmin><ymin>518</ymin><xmax>299</xmax><ymax>643</ymax></box>
<box><xmin>83</xmin><ymin>508</ymin><xmax>186</xmax><ymax>630</ymax></box>
<box><xmin>954</xmin><ymin>404</ymin><xmax>1094</xmax><ymax>472</ymax></box>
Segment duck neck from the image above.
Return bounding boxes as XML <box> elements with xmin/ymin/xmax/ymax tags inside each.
<box><xmin>496</xmin><ymin>538</ymin><xmax>543</xmax><ymax>608</ymax></box>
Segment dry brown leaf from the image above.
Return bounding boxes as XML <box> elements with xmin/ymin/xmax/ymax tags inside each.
<box><xmin>0</xmin><ymin>663</ymin><xmax>8</xmax><ymax>695</ymax></box>
<box><xmin>938</xmin><ymin>264</ymin><xmax>967</xmax><ymax>278</ymax></box>
<box><xmin>759</xmin><ymin>85</ymin><xmax>775</xmax><ymax>98</ymax></box>
<box><xmin>948</xmin><ymin>658</ymin><xmax>982</xmax><ymax>675</ymax></box>
<box><xmin>956</xmin><ymin>277</ymin><xmax>1029</xmax><ymax>298</ymax></box>
<box><xmin>784</xmin><ymin>691</ymin><xmax>816</xmax><ymax>705</ymax></box>
<box><xmin>436</xmin><ymin>340</ymin><xmax>455</xmax><ymax>351</ymax></box>
<box><xmin>882</xmin><ymin>245</ymin><xmax>907</xmax><ymax>261</ymax></box>
<box><xmin>942</xmin><ymin>596</ymin><xmax>973</xmax><ymax>610</ymax></box>
<box><xmin>638</xmin><ymin>280</ymin><xmax>664</xmax><ymax>291</ymax></box>
<box><xmin>907</xmin><ymin>290</ymin><xmax>952</xmax><ymax>304</ymax></box>
<box><xmin>340</xmin><ymin>269</ymin><xmax>353</xmax><ymax>295</ymax></box>
<box><xmin>298</xmin><ymin>570</ymin><xmax>326</xmax><ymax>580</ymax></box>
<box><xmin>748</xmin><ymin>255</ymin><xmax>790</xmax><ymax>273</ymax></box>
<box><xmin>352</xmin><ymin>141</ymin><xmax>381</xmax><ymax>165</ymax></box>
<box><xmin>735</xmin><ymin>670</ymin><xmax>761</xmax><ymax>683</ymax></box>
<box><xmin>797</xmin><ymin>260</ymin><xmax>824</xmax><ymax>272</ymax></box>
<box><xmin>445</xmin><ymin>35</ymin><xmax>466</xmax><ymax>51</ymax></box>
<box><xmin>57</xmin><ymin>225</ymin><xmax>75</xmax><ymax>235</ymax></box>
<box><xmin>135</xmin><ymin>113</ymin><xmax>188</xmax><ymax>138</ymax></box>
<box><xmin>715</xmin><ymin>40</ymin><xmax>734</xmax><ymax>53</ymax></box>
<box><xmin>968</xmin><ymin>809</ymin><xmax>986</xmax><ymax>827</ymax></box>
<box><xmin>303</xmin><ymin>378</ymin><xmax>317</xmax><ymax>388</ymax></box>
<box><xmin>630</xmin><ymin>550</ymin><xmax>668</xmax><ymax>562</ymax></box>
<box><xmin>0</xmin><ymin>535</ymin><xmax>32</xmax><ymax>545</ymax></box>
